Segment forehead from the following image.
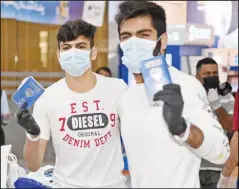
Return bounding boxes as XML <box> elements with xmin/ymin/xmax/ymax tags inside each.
<box><xmin>200</xmin><ymin>64</ymin><xmax>218</xmax><ymax>71</ymax></box>
<box><xmin>119</xmin><ymin>15</ymin><xmax>155</xmax><ymax>33</ymax></box>
<box><xmin>60</xmin><ymin>35</ymin><xmax>90</xmax><ymax>46</ymax></box>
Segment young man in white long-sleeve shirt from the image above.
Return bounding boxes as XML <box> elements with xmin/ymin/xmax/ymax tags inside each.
<box><xmin>115</xmin><ymin>1</ymin><xmax>230</xmax><ymax>187</ymax></box>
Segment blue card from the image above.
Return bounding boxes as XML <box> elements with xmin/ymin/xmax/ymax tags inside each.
<box><xmin>11</xmin><ymin>77</ymin><xmax>45</xmax><ymax>110</ymax></box>
<box><xmin>140</xmin><ymin>55</ymin><xmax>172</xmax><ymax>105</ymax></box>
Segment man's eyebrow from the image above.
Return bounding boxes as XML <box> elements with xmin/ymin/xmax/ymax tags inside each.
<box><xmin>136</xmin><ymin>29</ymin><xmax>153</xmax><ymax>34</ymax></box>
<box><xmin>61</xmin><ymin>42</ymin><xmax>87</xmax><ymax>46</ymax></box>
<box><xmin>75</xmin><ymin>42</ymin><xmax>87</xmax><ymax>46</ymax></box>
<box><xmin>119</xmin><ymin>32</ymin><xmax>132</xmax><ymax>37</ymax></box>
<box><xmin>61</xmin><ymin>43</ymin><xmax>71</xmax><ymax>46</ymax></box>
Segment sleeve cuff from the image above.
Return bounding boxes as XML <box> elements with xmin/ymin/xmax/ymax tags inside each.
<box><xmin>174</xmin><ymin>122</ymin><xmax>191</xmax><ymax>143</ymax></box>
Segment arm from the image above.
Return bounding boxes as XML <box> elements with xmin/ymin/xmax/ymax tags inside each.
<box><xmin>208</xmin><ymin>90</ymin><xmax>234</xmax><ymax>131</ymax></box>
<box><xmin>183</xmin><ymin>107</ymin><xmax>230</xmax><ymax>165</ymax></box>
<box><xmin>17</xmin><ymin>96</ymin><xmax>51</xmax><ymax>172</ymax></box>
<box><xmin>23</xmin><ymin>139</ymin><xmax>48</xmax><ymax>172</ymax></box>
<box><xmin>214</xmin><ymin>107</ymin><xmax>233</xmax><ymax>131</ymax></box>
<box><xmin>221</xmin><ymin>131</ymin><xmax>238</xmax><ymax>177</ymax></box>
<box><xmin>154</xmin><ymin>84</ymin><xmax>230</xmax><ymax>165</ymax></box>
<box><xmin>217</xmin><ymin>131</ymin><xmax>238</xmax><ymax>188</ymax></box>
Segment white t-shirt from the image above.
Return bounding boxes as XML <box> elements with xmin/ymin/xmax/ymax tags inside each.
<box><xmin>119</xmin><ymin>67</ymin><xmax>227</xmax><ymax>188</ymax></box>
<box><xmin>33</xmin><ymin>74</ymin><xmax>128</xmax><ymax>188</ymax></box>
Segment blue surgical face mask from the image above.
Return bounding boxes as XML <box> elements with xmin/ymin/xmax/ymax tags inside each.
<box><xmin>120</xmin><ymin>36</ymin><xmax>162</xmax><ymax>74</ymax></box>
<box><xmin>59</xmin><ymin>48</ymin><xmax>91</xmax><ymax>77</ymax></box>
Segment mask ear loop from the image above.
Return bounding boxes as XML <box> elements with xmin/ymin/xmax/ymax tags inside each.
<box><xmin>153</xmin><ymin>35</ymin><xmax>163</xmax><ymax>56</ymax></box>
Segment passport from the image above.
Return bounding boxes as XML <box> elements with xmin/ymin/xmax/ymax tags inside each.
<box><xmin>11</xmin><ymin>77</ymin><xmax>45</xmax><ymax>110</ymax></box>
<box><xmin>140</xmin><ymin>55</ymin><xmax>172</xmax><ymax>105</ymax></box>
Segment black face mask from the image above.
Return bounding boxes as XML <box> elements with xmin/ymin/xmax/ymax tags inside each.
<box><xmin>203</xmin><ymin>76</ymin><xmax>220</xmax><ymax>92</ymax></box>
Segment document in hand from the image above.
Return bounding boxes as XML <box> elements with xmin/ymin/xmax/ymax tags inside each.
<box><xmin>140</xmin><ymin>55</ymin><xmax>172</xmax><ymax>105</ymax></box>
<box><xmin>11</xmin><ymin>77</ymin><xmax>45</xmax><ymax>110</ymax></box>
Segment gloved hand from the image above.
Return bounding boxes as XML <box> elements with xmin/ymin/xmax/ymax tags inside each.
<box><xmin>17</xmin><ymin>102</ymin><xmax>40</xmax><ymax>136</ymax></box>
<box><xmin>153</xmin><ymin>84</ymin><xmax>187</xmax><ymax>136</ymax></box>
<box><xmin>207</xmin><ymin>88</ymin><xmax>222</xmax><ymax>110</ymax></box>
<box><xmin>217</xmin><ymin>173</ymin><xmax>230</xmax><ymax>188</ymax></box>
<box><xmin>218</xmin><ymin>82</ymin><xmax>232</xmax><ymax>96</ymax></box>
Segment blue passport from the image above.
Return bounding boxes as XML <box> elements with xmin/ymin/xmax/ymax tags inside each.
<box><xmin>11</xmin><ymin>77</ymin><xmax>45</xmax><ymax>110</ymax></box>
<box><xmin>140</xmin><ymin>55</ymin><xmax>172</xmax><ymax>105</ymax></box>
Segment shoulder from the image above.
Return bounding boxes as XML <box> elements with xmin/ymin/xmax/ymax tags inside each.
<box><xmin>169</xmin><ymin>67</ymin><xmax>206</xmax><ymax>98</ymax></box>
<box><xmin>118</xmin><ymin>84</ymin><xmax>141</xmax><ymax>106</ymax></box>
<box><xmin>35</xmin><ymin>78</ymin><xmax>65</xmax><ymax>106</ymax></box>
<box><xmin>96</xmin><ymin>74</ymin><xmax>128</xmax><ymax>95</ymax></box>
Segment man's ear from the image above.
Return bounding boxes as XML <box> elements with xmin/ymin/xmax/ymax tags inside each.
<box><xmin>91</xmin><ymin>46</ymin><xmax>98</xmax><ymax>61</ymax></box>
<box><xmin>196</xmin><ymin>73</ymin><xmax>199</xmax><ymax>80</ymax></box>
<box><xmin>153</xmin><ymin>33</ymin><xmax>168</xmax><ymax>56</ymax></box>
<box><xmin>160</xmin><ymin>33</ymin><xmax>168</xmax><ymax>53</ymax></box>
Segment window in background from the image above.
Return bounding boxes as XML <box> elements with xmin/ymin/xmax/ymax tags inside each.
<box><xmin>39</xmin><ymin>31</ymin><xmax>49</xmax><ymax>68</ymax></box>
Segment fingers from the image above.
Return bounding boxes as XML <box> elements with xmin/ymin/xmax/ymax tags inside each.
<box><xmin>163</xmin><ymin>84</ymin><xmax>181</xmax><ymax>95</ymax></box>
<box><xmin>153</xmin><ymin>83</ymin><xmax>182</xmax><ymax>102</ymax></box>
<box><xmin>153</xmin><ymin>90</ymin><xmax>178</xmax><ymax>103</ymax></box>
<box><xmin>17</xmin><ymin>102</ymin><xmax>29</xmax><ymax>120</ymax></box>
<box><xmin>21</xmin><ymin>101</ymin><xmax>28</xmax><ymax>109</ymax></box>
<box><xmin>22</xmin><ymin>112</ymin><xmax>31</xmax><ymax>119</ymax></box>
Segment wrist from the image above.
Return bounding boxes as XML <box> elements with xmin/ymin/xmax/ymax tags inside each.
<box><xmin>222</xmin><ymin>169</ymin><xmax>231</xmax><ymax>178</ymax></box>
<box><xmin>210</xmin><ymin>101</ymin><xmax>222</xmax><ymax>110</ymax></box>
<box><xmin>174</xmin><ymin>121</ymin><xmax>191</xmax><ymax>143</ymax></box>
<box><xmin>26</xmin><ymin>132</ymin><xmax>40</xmax><ymax>141</ymax></box>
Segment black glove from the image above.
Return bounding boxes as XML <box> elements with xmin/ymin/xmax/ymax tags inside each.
<box><xmin>153</xmin><ymin>84</ymin><xmax>187</xmax><ymax>136</ymax></box>
<box><xmin>17</xmin><ymin>102</ymin><xmax>40</xmax><ymax>136</ymax></box>
<box><xmin>218</xmin><ymin>82</ymin><xmax>232</xmax><ymax>96</ymax></box>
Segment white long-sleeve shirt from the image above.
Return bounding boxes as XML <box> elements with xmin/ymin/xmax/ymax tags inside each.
<box><xmin>119</xmin><ymin>66</ymin><xmax>230</xmax><ymax>188</ymax></box>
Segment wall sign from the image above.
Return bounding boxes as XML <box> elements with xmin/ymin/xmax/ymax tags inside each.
<box><xmin>167</xmin><ymin>25</ymin><xmax>186</xmax><ymax>45</ymax></box>
<box><xmin>184</xmin><ymin>24</ymin><xmax>214</xmax><ymax>46</ymax></box>
<box><xmin>82</xmin><ymin>1</ymin><xmax>106</xmax><ymax>27</ymax></box>
<box><xmin>167</xmin><ymin>24</ymin><xmax>215</xmax><ymax>46</ymax></box>
<box><xmin>1</xmin><ymin>1</ymin><xmax>84</xmax><ymax>25</ymax></box>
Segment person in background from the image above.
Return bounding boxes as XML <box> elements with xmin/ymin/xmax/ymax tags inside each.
<box><xmin>96</xmin><ymin>66</ymin><xmax>112</xmax><ymax>77</ymax></box>
<box><xmin>1</xmin><ymin>89</ymin><xmax>12</xmax><ymax>146</ymax></box>
<box><xmin>115</xmin><ymin>1</ymin><xmax>230</xmax><ymax>188</ymax></box>
<box><xmin>217</xmin><ymin>89</ymin><xmax>238</xmax><ymax>188</ymax></box>
<box><xmin>196</xmin><ymin>57</ymin><xmax>235</xmax><ymax>188</ymax></box>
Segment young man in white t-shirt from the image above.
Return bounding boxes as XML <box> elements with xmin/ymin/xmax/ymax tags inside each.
<box><xmin>115</xmin><ymin>1</ymin><xmax>230</xmax><ymax>188</ymax></box>
<box><xmin>16</xmin><ymin>19</ymin><xmax>127</xmax><ymax>188</ymax></box>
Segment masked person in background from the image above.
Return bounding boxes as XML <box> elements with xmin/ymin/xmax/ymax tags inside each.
<box><xmin>16</xmin><ymin>19</ymin><xmax>127</xmax><ymax>188</ymax></box>
<box><xmin>217</xmin><ymin>89</ymin><xmax>238</xmax><ymax>188</ymax></box>
<box><xmin>196</xmin><ymin>57</ymin><xmax>235</xmax><ymax>188</ymax></box>
<box><xmin>115</xmin><ymin>1</ymin><xmax>230</xmax><ymax>188</ymax></box>
<box><xmin>96</xmin><ymin>66</ymin><xmax>112</xmax><ymax>77</ymax></box>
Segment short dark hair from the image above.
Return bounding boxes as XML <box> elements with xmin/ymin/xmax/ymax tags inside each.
<box><xmin>196</xmin><ymin>57</ymin><xmax>218</xmax><ymax>73</ymax></box>
<box><xmin>115</xmin><ymin>1</ymin><xmax>166</xmax><ymax>38</ymax></box>
<box><xmin>57</xmin><ymin>19</ymin><xmax>96</xmax><ymax>49</ymax></box>
<box><xmin>96</xmin><ymin>66</ymin><xmax>112</xmax><ymax>76</ymax></box>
